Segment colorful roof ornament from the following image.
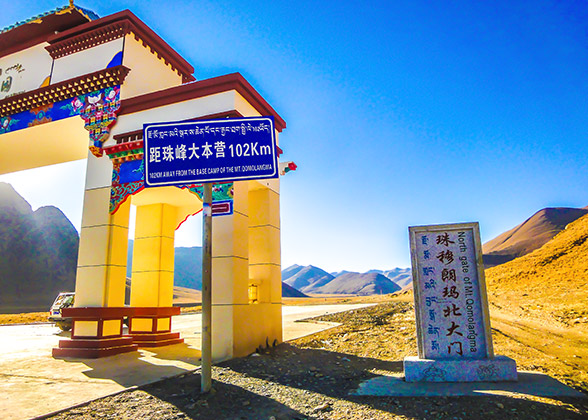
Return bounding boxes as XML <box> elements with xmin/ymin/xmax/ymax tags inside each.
<box><xmin>0</xmin><ymin>3</ymin><xmax>99</xmax><ymax>34</ymax></box>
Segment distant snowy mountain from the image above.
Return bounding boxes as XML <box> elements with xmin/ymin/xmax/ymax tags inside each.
<box><xmin>283</xmin><ymin>264</ymin><xmax>412</xmax><ymax>295</ymax></box>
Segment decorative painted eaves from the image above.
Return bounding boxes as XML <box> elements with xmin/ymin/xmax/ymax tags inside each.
<box><xmin>0</xmin><ymin>65</ymin><xmax>130</xmax><ymax>117</ymax></box>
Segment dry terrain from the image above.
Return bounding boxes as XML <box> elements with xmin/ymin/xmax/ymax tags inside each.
<box><xmin>5</xmin><ymin>216</ymin><xmax>588</xmax><ymax>418</ymax></box>
<box><xmin>32</xmin><ymin>296</ymin><xmax>586</xmax><ymax>420</ymax></box>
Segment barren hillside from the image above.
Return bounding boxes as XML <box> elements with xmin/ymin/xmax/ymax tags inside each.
<box><xmin>483</xmin><ymin>207</ymin><xmax>588</xmax><ymax>267</ymax></box>
<box><xmin>485</xmin><ymin>212</ymin><xmax>588</xmax><ymax>331</ymax></box>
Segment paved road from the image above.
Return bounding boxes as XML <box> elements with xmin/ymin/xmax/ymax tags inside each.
<box><xmin>0</xmin><ymin>304</ymin><xmax>372</xmax><ymax>420</ymax></box>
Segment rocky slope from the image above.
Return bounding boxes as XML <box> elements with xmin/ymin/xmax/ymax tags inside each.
<box><xmin>281</xmin><ymin>282</ymin><xmax>308</xmax><ymax>298</ymax></box>
<box><xmin>0</xmin><ymin>183</ymin><xmax>78</xmax><ymax>311</ymax></box>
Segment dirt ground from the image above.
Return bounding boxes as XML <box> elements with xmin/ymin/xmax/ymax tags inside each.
<box><xmin>0</xmin><ymin>295</ymin><xmax>393</xmax><ymax>326</ymax></box>
<box><xmin>40</xmin><ymin>296</ymin><xmax>587</xmax><ymax>420</ymax></box>
<box><xmin>0</xmin><ymin>311</ymin><xmax>48</xmax><ymax>325</ymax></box>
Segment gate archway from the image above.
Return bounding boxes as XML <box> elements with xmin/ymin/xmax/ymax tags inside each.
<box><xmin>0</xmin><ymin>4</ymin><xmax>286</xmax><ymax>360</ymax></box>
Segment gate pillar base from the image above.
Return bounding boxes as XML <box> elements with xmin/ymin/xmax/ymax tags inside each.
<box><xmin>52</xmin><ymin>307</ymin><xmax>137</xmax><ymax>359</ymax></box>
<box><xmin>127</xmin><ymin>307</ymin><xmax>184</xmax><ymax>348</ymax></box>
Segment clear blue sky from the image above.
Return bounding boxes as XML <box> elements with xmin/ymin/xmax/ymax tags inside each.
<box><xmin>2</xmin><ymin>1</ymin><xmax>587</xmax><ymax>272</ymax></box>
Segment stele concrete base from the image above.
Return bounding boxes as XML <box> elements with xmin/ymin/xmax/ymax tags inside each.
<box><xmin>404</xmin><ymin>355</ymin><xmax>517</xmax><ymax>382</ymax></box>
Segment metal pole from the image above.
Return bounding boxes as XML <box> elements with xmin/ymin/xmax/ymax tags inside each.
<box><xmin>201</xmin><ymin>182</ymin><xmax>213</xmax><ymax>393</ymax></box>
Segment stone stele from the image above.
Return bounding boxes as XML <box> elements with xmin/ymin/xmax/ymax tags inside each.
<box><xmin>405</xmin><ymin>222</ymin><xmax>517</xmax><ymax>382</ymax></box>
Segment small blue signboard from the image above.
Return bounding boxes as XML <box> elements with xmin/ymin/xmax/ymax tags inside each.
<box><xmin>143</xmin><ymin>117</ymin><xmax>278</xmax><ymax>187</ymax></box>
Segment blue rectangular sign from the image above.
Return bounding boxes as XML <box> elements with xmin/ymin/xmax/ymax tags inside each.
<box><xmin>143</xmin><ymin>117</ymin><xmax>278</xmax><ymax>187</ymax></box>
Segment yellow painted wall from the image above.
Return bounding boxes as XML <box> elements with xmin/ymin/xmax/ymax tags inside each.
<box><xmin>232</xmin><ymin>303</ymin><xmax>282</xmax><ymax>357</ymax></box>
<box><xmin>130</xmin><ymin>203</ymin><xmax>176</xmax><ymax>307</ymax></box>
<box><xmin>74</xmin><ymin>321</ymin><xmax>98</xmax><ymax>337</ymax></box>
<box><xmin>0</xmin><ymin>43</ymin><xmax>53</xmax><ymax>100</ymax></box>
<box><xmin>120</xmin><ymin>34</ymin><xmax>183</xmax><ymax>100</ymax></box>
<box><xmin>132</xmin><ymin>318</ymin><xmax>154</xmax><ymax>332</ymax></box>
<box><xmin>0</xmin><ymin>118</ymin><xmax>88</xmax><ymax>175</ymax></box>
<box><xmin>51</xmin><ymin>38</ymin><xmax>124</xmax><ymax>84</ymax></box>
<box><xmin>102</xmin><ymin>319</ymin><xmax>122</xmax><ymax>336</ymax></box>
<box><xmin>75</xmin><ymin>152</ymin><xmax>130</xmax><ymax>307</ymax></box>
<box><xmin>157</xmin><ymin>318</ymin><xmax>171</xmax><ymax>331</ymax></box>
<box><xmin>210</xmin><ymin>180</ymin><xmax>283</xmax><ymax>360</ymax></box>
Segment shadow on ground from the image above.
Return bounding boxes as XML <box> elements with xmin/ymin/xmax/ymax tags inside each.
<box><xmin>145</xmin><ymin>376</ymin><xmax>317</xmax><ymax>420</ymax></box>
<box><xmin>56</xmin><ymin>343</ymin><xmax>201</xmax><ymax>388</ymax></box>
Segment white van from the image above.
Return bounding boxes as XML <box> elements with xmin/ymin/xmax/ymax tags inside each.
<box><xmin>48</xmin><ymin>292</ymin><xmax>75</xmax><ymax>331</ymax></box>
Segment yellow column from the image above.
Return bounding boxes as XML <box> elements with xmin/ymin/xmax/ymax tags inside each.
<box><xmin>75</xmin><ymin>155</ymin><xmax>130</xmax><ymax>308</ymax></box>
<box><xmin>211</xmin><ymin>181</ymin><xmax>250</xmax><ymax>360</ymax></box>
<box><xmin>56</xmin><ymin>153</ymin><xmax>138</xmax><ymax>358</ymax></box>
<box><xmin>244</xmin><ymin>179</ymin><xmax>282</xmax><ymax>350</ymax></box>
<box><xmin>130</xmin><ymin>203</ymin><xmax>177</xmax><ymax>308</ymax></box>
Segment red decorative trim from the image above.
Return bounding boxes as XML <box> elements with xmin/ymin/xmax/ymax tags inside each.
<box><xmin>110</xmin><ymin>184</ymin><xmax>144</xmax><ymax>215</ymax></box>
<box><xmin>53</xmin><ymin>337</ymin><xmax>138</xmax><ymax>358</ymax></box>
<box><xmin>119</xmin><ymin>73</ymin><xmax>286</xmax><ymax>132</ymax></box>
<box><xmin>103</xmin><ymin>139</ymin><xmax>143</xmax><ymax>155</ymax></box>
<box><xmin>97</xmin><ymin>319</ymin><xmax>104</xmax><ymax>337</ymax></box>
<box><xmin>113</xmin><ymin>129</ymin><xmax>143</xmax><ymax>144</ymax></box>
<box><xmin>46</xmin><ymin>21</ymin><xmax>129</xmax><ymax>59</ymax></box>
<box><xmin>47</xmin><ymin>10</ymin><xmax>195</xmax><ymax>82</ymax></box>
<box><xmin>0</xmin><ymin>65</ymin><xmax>130</xmax><ymax>117</ymax></box>
<box><xmin>130</xmin><ymin>332</ymin><xmax>183</xmax><ymax>348</ymax></box>
<box><xmin>54</xmin><ymin>306</ymin><xmax>184</xmax><ymax>357</ymax></box>
<box><xmin>131</xmin><ymin>307</ymin><xmax>180</xmax><ymax>317</ymax></box>
<box><xmin>63</xmin><ymin>306</ymin><xmax>180</xmax><ymax>318</ymax></box>
<box><xmin>62</xmin><ymin>307</ymin><xmax>129</xmax><ymax>318</ymax></box>
<box><xmin>177</xmin><ymin>209</ymin><xmax>202</xmax><ymax>230</ymax></box>
<box><xmin>57</xmin><ymin>337</ymin><xmax>133</xmax><ymax>349</ymax></box>
<box><xmin>127</xmin><ymin>308</ymin><xmax>182</xmax><ymax>347</ymax></box>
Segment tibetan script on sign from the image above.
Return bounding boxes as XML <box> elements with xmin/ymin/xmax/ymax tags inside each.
<box><xmin>409</xmin><ymin>222</ymin><xmax>494</xmax><ymax>360</ymax></box>
<box><xmin>143</xmin><ymin>117</ymin><xmax>278</xmax><ymax>187</ymax></box>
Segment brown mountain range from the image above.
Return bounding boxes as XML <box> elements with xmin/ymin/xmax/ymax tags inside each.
<box><xmin>482</xmin><ymin>207</ymin><xmax>588</xmax><ymax>268</ymax></box>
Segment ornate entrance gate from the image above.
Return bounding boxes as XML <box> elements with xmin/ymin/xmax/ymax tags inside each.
<box><xmin>0</xmin><ymin>4</ymin><xmax>286</xmax><ymax>360</ymax></box>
